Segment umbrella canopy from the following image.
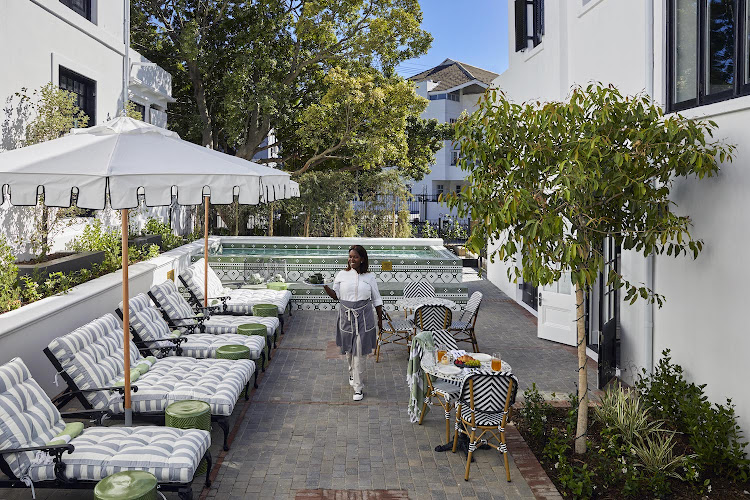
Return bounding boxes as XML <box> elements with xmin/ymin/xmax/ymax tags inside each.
<box><xmin>1</xmin><ymin>117</ymin><xmax>297</xmax><ymax>208</ymax></box>
<box><xmin>0</xmin><ymin>117</ymin><xmax>298</xmax><ymax>424</ymax></box>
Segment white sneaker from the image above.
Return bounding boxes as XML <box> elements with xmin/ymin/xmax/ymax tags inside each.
<box><xmin>349</xmin><ymin>376</ymin><xmax>355</xmax><ymax>387</ymax></box>
<box><xmin>353</xmin><ymin>391</ymin><xmax>363</xmax><ymax>401</ymax></box>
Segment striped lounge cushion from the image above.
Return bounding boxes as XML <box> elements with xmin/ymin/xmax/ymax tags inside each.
<box><xmin>0</xmin><ymin>358</ymin><xmax>65</xmax><ymax>480</ymax></box>
<box><xmin>180</xmin><ymin>259</ymin><xmax>226</xmax><ymax>303</ymax></box>
<box><xmin>107</xmin><ymin>358</ymin><xmax>254</xmax><ymax>416</ymax></box>
<box><xmin>28</xmin><ymin>426</ymin><xmax>210</xmax><ymax>483</ymax></box>
<box><xmin>180</xmin><ymin>333</ymin><xmax>265</xmax><ymax>359</ymax></box>
<box><xmin>47</xmin><ymin>314</ymin><xmax>143</xmax><ymax>410</ymax></box>
<box><xmin>149</xmin><ymin>280</ymin><xmax>198</xmax><ymax>329</ymax></box>
<box><xmin>203</xmin><ymin>315</ymin><xmax>278</xmax><ymax>337</ymax></box>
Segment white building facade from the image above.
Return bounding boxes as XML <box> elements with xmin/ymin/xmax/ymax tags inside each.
<box><xmin>409</xmin><ymin>59</ymin><xmax>498</xmax><ymax>221</ymax></box>
<box><xmin>0</xmin><ymin>0</ymin><xmax>178</xmax><ymax>258</ymax></box>
<box><xmin>489</xmin><ymin>0</ymin><xmax>750</xmax><ymax>438</ymax></box>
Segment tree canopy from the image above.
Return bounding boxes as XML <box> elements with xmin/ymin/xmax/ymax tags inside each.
<box><xmin>446</xmin><ymin>83</ymin><xmax>735</xmax><ymax>453</ymax></box>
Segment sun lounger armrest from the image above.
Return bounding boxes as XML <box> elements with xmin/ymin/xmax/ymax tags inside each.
<box><xmin>0</xmin><ymin>443</ymin><xmax>74</xmax><ymax>456</ymax></box>
<box><xmin>53</xmin><ymin>385</ymin><xmax>139</xmax><ymax>405</ymax></box>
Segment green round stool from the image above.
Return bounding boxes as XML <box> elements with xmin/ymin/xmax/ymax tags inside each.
<box><xmin>237</xmin><ymin>323</ymin><xmax>270</xmax><ymax>368</ymax></box>
<box><xmin>252</xmin><ymin>303</ymin><xmax>278</xmax><ymax>317</ymax></box>
<box><xmin>266</xmin><ymin>282</ymin><xmax>288</xmax><ymax>291</ymax></box>
<box><xmin>215</xmin><ymin>344</ymin><xmax>251</xmax><ymax>360</ymax></box>
<box><xmin>94</xmin><ymin>470</ymin><xmax>157</xmax><ymax>500</ymax></box>
<box><xmin>166</xmin><ymin>400</ymin><xmax>211</xmax><ymax>474</ymax></box>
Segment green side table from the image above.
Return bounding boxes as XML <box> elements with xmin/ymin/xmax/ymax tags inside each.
<box><xmin>237</xmin><ymin>323</ymin><xmax>270</xmax><ymax>368</ymax></box>
<box><xmin>215</xmin><ymin>344</ymin><xmax>251</xmax><ymax>360</ymax></box>
<box><xmin>166</xmin><ymin>400</ymin><xmax>211</xmax><ymax>474</ymax></box>
<box><xmin>252</xmin><ymin>303</ymin><xmax>278</xmax><ymax>317</ymax></box>
<box><xmin>266</xmin><ymin>282</ymin><xmax>288</xmax><ymax>291</ymax></box>
<box><xmin>94</xmin><ymin>470</ymin><xmax>157</xmax><ymax>500</ymax></box>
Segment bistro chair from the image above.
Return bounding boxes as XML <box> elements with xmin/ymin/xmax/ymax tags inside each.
<box><xmin>453</xmin><ymin>371</ymin><xmax>519</xmax><ymax>481</ymax></box>
<box><xmin>449</xmin><ymin>291</ymin><xmax>483</xmax><ymax>352</ymax></box>
<box><xmin>375</xmin><ymin>311</ymin><xmax>414</xmax><ymax>362</ymax></box>
<box><xmin>402</xmin><ymin>280</ymin><xmax>437</xmax><ymax>317</ymax></box>
<box><xmin>418</xmin><ymin>329</ymin><xmax>461</xmax><ymax>442</ymax></box>
<box><xmin>411</xmin><ymin>304</ymin><xmax>452</xmax><ymax>332</ymax></box>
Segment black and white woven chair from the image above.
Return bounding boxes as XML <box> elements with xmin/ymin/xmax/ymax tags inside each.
<box><xmin>45</xmin><ymin>314</ymin><xmax>255</xmax><ymax>451</ymax></box>
<box><xmin>0</xmin><ymin>358</ymin><xmax>211</xmax><ymax>499</ymax></box>
<box><xmin>117</xmin><ymin>293</ymin><xmax>268</xmax><ymax>376</ymax></box>
<box><xmin>375</xmin><ymin>311</ymin><xmax>414</xmax><ymax>362</ymax></box>
<box><xmin>402</xmin><ymin>280</ymin><xmax>437</xmax><ymax>318</ymax></box>
<box><xmin>418</xmin><ymin>329</ymin><xmax>461</xmax><ymax>442</ymax></box>
<box><xmin>452</xmin><ymin>370</ymin><xmax>518</xmax><ymax>482</ymax></box>
<box><xmin>411</xmin><ymin>304</ymin><xmax>452</xmax><ymax>332</ymax></box>
<box><xmin>449</xmin><ymin>291</ymin><xmax>483</xmax><ymax>352</ymax></box>
<box><xmin>149</xmin><ymin>280</ymin><xmax>280</xmax><ymax>350</ymax></box>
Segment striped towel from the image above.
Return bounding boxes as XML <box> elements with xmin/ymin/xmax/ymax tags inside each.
<box><xmin>407</xmin><ymin>331</ymin><xmax>435</xmax><ymax>423</ymax></box>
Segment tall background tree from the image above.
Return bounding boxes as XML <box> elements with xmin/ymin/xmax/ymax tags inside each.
<box><xmin>446</xmin><ymin>84</ymin><xmax>734</xmax><ymax>454</ymax></box>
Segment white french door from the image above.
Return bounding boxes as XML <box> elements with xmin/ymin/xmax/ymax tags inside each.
<box><xmin>537</xmin><ymin>273</ymin><xmax>576</xmax><ymax>346</ymax></box>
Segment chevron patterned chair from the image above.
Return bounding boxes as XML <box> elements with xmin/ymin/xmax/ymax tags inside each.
<box><xmin>418</xmin><ymin>329</ymin><xmax>461</xmax><ymax>442</ymax></box>
<box><xmin>449</xmin><ymin>291</ymin><xmax>483</xmax><ymax>352</ymax></box>
<box><xmin>402</xmin><ymin>280</ymin><xmax>437</xmax><ymax>318</ymax></box>
<box><xmin>452</xmin><ymin>370</ymin><xmax>519</xmax><ymax>481</ymax></box>
<box><xmin>116</xmin><ymin>293</ymin><xmax>268</xmax><ymax>377</ymax></box>
<box><xmin>0</xmin><ymin>358</ymin><xmax>211</xmax><ymax>499</ymax></box>
<box><xmin>411</xmin><ymin>304</ymin><xmax>452</xmax><ymax>332</ymax></box>
<box><xmin>375</xmin><ymin>311</ymin><xmax>414</xmax><ymax>362</ymax></box>
<box><xmin>45</xmin><ymin>314</ymin><xmax>255</xmax><ymax>451</ymax></box>
<box><xmin>149</xmin><ymin>280</ymin><xmax>280</xmax><ymax>351</ymax></box>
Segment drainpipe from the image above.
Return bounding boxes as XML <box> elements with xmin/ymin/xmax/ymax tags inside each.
<box><xmin>643</xmin><ymin>0</ymin><xmax>655</xmax><ymax>374</ymax></box>
<box><xmin>122</xmin><ymin>0</ymin><xmax>130</xmax><ymax>115</ymax></box>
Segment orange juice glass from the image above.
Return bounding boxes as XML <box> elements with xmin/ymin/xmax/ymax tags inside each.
<box><xmin>491</xmin><ymin>353</ymin><xmax>502</xmax><ymax>371</ymax></box>
<box><xmin>437</xmin><ymin>350</ymin><xmax>447</xmax><ymax>363</ymax></box>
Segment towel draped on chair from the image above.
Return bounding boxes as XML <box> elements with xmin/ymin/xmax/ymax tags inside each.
<box><xmin>407</xmin><ymin>331</ymin><xmax>435</xmax><ymax>423</ymax></box>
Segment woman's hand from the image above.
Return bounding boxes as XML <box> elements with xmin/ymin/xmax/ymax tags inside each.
<box><xmin>323</xmin><ymin>284</ymin><xmax>338</xmax><ymax>300</ymax></box>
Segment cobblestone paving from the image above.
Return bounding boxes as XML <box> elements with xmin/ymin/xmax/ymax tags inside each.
<box><xmin>0</xmin><ymin>271</ymin><xmax>592</xmax><ymax>499</ymax></box>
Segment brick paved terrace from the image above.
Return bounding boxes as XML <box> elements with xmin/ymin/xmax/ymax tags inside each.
<box><xmin>2</xmin><ymin>270</ymin><xmax>595</xmax><ymax>500</ymax></box>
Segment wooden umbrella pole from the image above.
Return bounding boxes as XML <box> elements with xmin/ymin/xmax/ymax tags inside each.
<box><xmin>204</xmin><ymin>195</ymin><xmax>209</xmax><ymax>308</ymax></box>
<box><xmin>121</xmin><ymin>209</ymin><xmax>132</xmax><ymax>425</ymax></box>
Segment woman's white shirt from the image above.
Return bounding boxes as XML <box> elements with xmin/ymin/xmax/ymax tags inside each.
<box><xmin>333</xmin><ymin>269</ymin><xmax>383</xmax><ymax>307</ymax></box>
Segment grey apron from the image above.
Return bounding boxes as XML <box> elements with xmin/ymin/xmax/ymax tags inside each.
<box><xmin>336</xmin><ymin>299</ymin><xmax>377</xmax><ymax>356</ymax></box>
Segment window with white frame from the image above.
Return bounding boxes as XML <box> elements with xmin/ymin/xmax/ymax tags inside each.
<box><xmin>451</xmin><ymin>151</ymin><xmax>459</xmax><ymax>166</ymax></box>
<box><xmin>668</xmin><ymin>0</ymin><xmax>750</xmax><ymax>111</ymax></box>
<box><xmin>59</xmin><ymin>66</ymin><xmax>96</xmax><ymax>125</ymax></box>
<box><xmin>436</xmin><ymin>184</ymin><xmax>444</xmax><ymax>196</ymax></box>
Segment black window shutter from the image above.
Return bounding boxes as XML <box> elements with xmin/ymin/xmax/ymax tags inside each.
<box><xmin>533</xmin><ymin>0</ymin><xmax>544</xmax><ymax>47</ymax></box>
<box><xmin>515</xmin><ymin>0</ymin><xmax>527</xmax><ymax>52</ymax></box>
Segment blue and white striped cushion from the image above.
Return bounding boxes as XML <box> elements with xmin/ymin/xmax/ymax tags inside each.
<box><xmin>127</xmin><ymin>294</ymin><xmax>174</xmax><ymax>348</ymax></box>
<box><xmin>150</xmin><ymin>281</ymin><xmax>199</xmax><ymax>328</ymax></box>
<box><xmin>106</xmin><ymin>358</ymin><xmax>254</xmax><ymax>416</ymax></box>
<box><xmin>28</xmin><ymin>426</ymin><xmax>210</xmax><ymax>483</ymax></box>
<box><xmin>0</xmin><ymin>358</ymin><xmax>65</xmax><ymax>479</ymax></box>
<box><xmin>47</xmin><ymin>314</ymin><xmax>143</xmax><ymax>410</ymax></box>
<box><xmin>180</xmin><ymin>334</ymin><xmax>265</xmax><ymax>359</ymax></box>
<box><xmin>181</xmin><ymin>259</ymin><xmax>226</xmax><ymax>302</ymax></box>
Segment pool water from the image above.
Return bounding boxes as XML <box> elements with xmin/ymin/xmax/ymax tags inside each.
<box><xmin>219</xmin><ymin>247</ymin><xmax>439</xmax><ymax>259</ymax></box>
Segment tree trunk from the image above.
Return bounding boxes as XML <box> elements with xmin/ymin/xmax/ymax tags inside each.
<box><xmin>304</xmin><ymin>210</ymin><xmax>310</xmax><ymax>237</ymax></box>
<box><xmin>575</xmin><ymin>283</ymin><xmax>588</xmax><ymax>454</ymax></box>
<box><xmin>186</xmin><ymin>60</ymin><xmax>213</xmax><ymax>148</ymax></box>
<box><xmin>333</xmin><ymin>211</ymin><xmax>338</xmax><ymax>237</ymax></box>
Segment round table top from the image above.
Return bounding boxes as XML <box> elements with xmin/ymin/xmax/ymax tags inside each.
<box><xmin>94</xmin><ymin>470</ymin><xmax>157</xmax><ymax>499</ymax></box>
<box><xmin>395</xmin><ymin>297</ymin><xmax>457</xmax><ymax>310</ymax></box>
<box><xmin>165</xmin><ymin>399</ymin><xmax>211</xmax><ymax>418</ymax></box>
<box><xmin>421</xmin><ymin>356</ymin><xmax>512</xmax><ymax>384</ymax></box>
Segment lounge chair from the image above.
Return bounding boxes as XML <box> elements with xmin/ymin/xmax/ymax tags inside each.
<box><xmin>45</xmin><ymin>314</ymin><xmax>254</xmax><ymax>450</ymax></box>
<box><xmin>149</xmin><ymin>279</ymin><xmax>280</xmax><ymax>350</ymax></box>
<box><xmin>0</xmin><ymin>358</ymin><xmax>211</xmax><ymax>500</ymax></box>
<box><xmin>116</xmin><ymin>293</ymin><xmax>269</xmax><ymax>378</ymax></box>
<box><xmin>180</xmin><ymin>258</ymin><xmax>292</xmax><ymax>325</ymax></box>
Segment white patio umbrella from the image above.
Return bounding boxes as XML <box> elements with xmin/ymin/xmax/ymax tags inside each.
<box><xmin>0</xmin><ymin>116</ymin><xmax>298</xmax><ymax>424</ymax></box>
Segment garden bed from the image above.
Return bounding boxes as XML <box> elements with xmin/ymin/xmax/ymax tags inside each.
<box><xmin>514</xmin><ymin>354</ymin><xmax>750</xmax><ymax>499</ymax></box>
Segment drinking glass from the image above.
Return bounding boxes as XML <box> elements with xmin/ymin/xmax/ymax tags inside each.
<box><xmin>437</xmin><ymin>344</ymin><xmax>448</xmax><ymax>364</ymax></box>
<box><xmin>491</xmin><ymin>352</ymin><xmax>502</xmax><ymax>371</ymax></box>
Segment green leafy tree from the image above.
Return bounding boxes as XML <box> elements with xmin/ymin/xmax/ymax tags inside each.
<box><xmin>446</xmin><ymin>84</ymin><xmax>734</xmax><ymax>454</ymax></box>
<box><xmin>0</xmin><ymin>235</ymin><xmax>21</xmax><ymax>313</ymax></box>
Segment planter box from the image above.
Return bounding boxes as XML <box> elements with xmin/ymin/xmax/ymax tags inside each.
<box><xmin>16</xmin><ymin>251</ymin><xmax>106</xmax><ymax>282</ymax></box>
<box><xmin>128</xmin><ymin>234</ymin><xmax>163</xmax><ymax>250</ymax></box>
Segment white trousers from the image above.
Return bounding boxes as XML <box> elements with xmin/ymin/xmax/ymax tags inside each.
<box><xmin>346</xmin><ymin>333</ymin><xmax>364</xmax><ymax>392</ymax></box>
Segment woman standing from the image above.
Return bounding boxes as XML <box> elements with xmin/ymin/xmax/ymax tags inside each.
<box><xmin>323</xmin><ymin>245</ymin><xmax>383</xmax><ymax>401</ymax></box>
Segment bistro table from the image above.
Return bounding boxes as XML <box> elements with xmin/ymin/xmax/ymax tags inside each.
<box><xmin>395</xmin><ymin>296</ymin><xmax>457</xmax><ymax>312</ymax></box>
<box><xmin>421</xmin><ymin>354</ymin><xmax>512</xmax><ymax>454</ymax></box>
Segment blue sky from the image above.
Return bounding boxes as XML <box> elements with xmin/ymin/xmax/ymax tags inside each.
<box><xmin>396</xmin><ymin>0</ymin><xmax>509</xmax><ymax>78</ymax></box>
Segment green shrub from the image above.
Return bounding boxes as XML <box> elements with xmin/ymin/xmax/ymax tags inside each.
<box><xmin>0</xmin><ymin>236</ymin><xmax>20</xmax><ymax>313</ymax></box>
<box><xmin>595</xmin><ymin>385</ymin><xmax>661</xmax><ymax>445</ymax></box>
<box><xmin>142</xmin><ymin>217</ymin><xmax>183</xmax><ymax>250</ymax></box>
<box><xmin>636</xmin><ymin>349</ymin><xmax>750</xmax><ymax>480</ymax></box>
<box><xmin>520</xmin><ymin>383</ymin><xmax>553</xmax><ymax>441</ymax></box>
<box><xmin>67</xmin><ymin>220</ymin><xmax>121</xmax><ymax>273</ymax></box>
